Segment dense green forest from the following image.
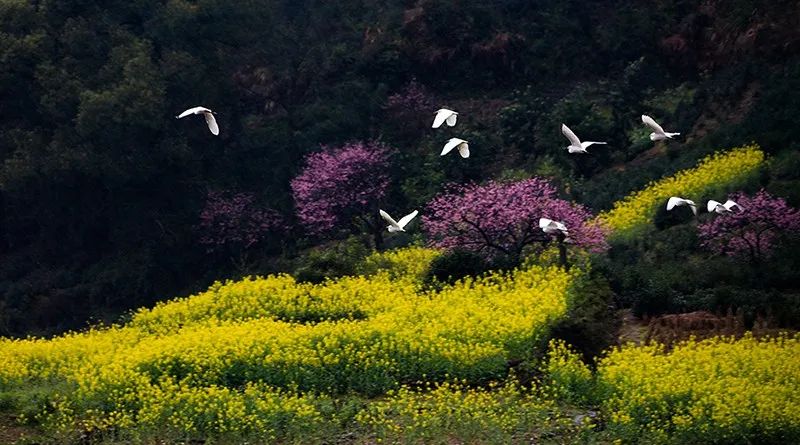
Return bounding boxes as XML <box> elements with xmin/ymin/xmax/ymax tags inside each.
<box><xmin>1</xmin><ymin>0</ymin><xmax>800</xmax><ymax>337</ymax></box>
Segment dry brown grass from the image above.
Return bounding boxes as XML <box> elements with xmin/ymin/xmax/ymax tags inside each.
<box><xmin>644</xmin><ymin>310</ymin><xmax>795</xmax><ymax>349</ymax></box>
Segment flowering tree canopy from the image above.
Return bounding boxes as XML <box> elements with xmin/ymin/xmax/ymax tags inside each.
<box><xmin>699</xmin><ymin>190</ymin><xmax>800</xmax><ymax>264</ymax></box>
<box><xmin>422</xmin><ymin>178</ymin><xmax>608</xmax><ymax>261</ymax></box>
<box><xmin>385</xmin><ymin>79</ymin><xmax>435</xmax><ymax>115</ymax></box>
<box><xmin>291</xmin><ymin>141</ymin><xmax>392</xmax><ymax>237</ymax></box>
<box><xmin>198</xmin><ymin>190</ymin><xmax>285</xmax><ymax>252</ymax></box>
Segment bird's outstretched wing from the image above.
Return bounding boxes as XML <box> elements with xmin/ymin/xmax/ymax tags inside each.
<box><xmin>642</xmin><ymin>115</ymin><xmax>665</xmax><ymax>134</ymax></box>
<box><xmin>581</xmin><ymin>141</ymin><xmax>607</xmax><ymax>149</ymax></box>
<box><xmin>457</xmin><ymin>142</ymin><xmax>470</xmax><ymax>158</ymax></box>
<box><xmin>379</xmin><ymin>209</ymin><xmax>399</xmax><ymax>227</ymax></box>
<box><xmin>432</xmin><ymin>109</ymin><xmax>452</xmax><ymax>128</ymax></box>
<box><xmin>539</xmin><ymin>218</ymin><xmax>553</xmax><ymax>229</ymax></box>
<box><xmin>707</xmin><ymin>200</ymin><xmax>722</xmax><ymax>212</ymax></box>
<box><xmin>204</xmin><ymin>112</ymin><xmax>219</xmax><ymax>135</ymax></box>
<box><xmin>446</xmin><ymin>113</ymin><xmax>457</xmax><ymax>127</ymax></box>
<box><xmin>561</xmin><ymin>124</ymin><xmax>581</xmax><ymax>147</ymax></box>
<box><xmin>723</xmin><ymin>200</ymin><xmax>742</xmax><ymax>211</ymax></box>
<box><xmin>397</xmin><ymin>210</ymin><xmax>419</xmax><ymax>229</ymax></box>
<box><xmin>176</xmin><ymin>107</ymin><xmax>202</xmax><ymax>119</ymax></box>
<box><xmin>667</xmin><ymin>197</ymin><xmax>683</xmax><ymax>211</ymax></box>
<box><xmin>441</xmin><ymin>138</ymin><xmax>464</xmax><ymax>156</ymax></box>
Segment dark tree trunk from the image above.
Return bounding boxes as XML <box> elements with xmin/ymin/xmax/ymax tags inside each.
<box><xmin>750</xmin><ymin>254</ymin><xmax>766</xmax><ymax>289</ymax></box>
<box><xmin>0</xmin><ymin>191</ymin><xmax>6</xmax><ymax>253</ymax></box>
<box><xmin>373</xmin><ymin>211</ymin><xmax>385</xmax><ymax>251</ymax></box>
<box><xmin>557</xmin><ymin>236</ymin><xmax>570</xmax><ymax>271</ymax></box>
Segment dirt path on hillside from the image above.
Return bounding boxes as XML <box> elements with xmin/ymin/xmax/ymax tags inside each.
<box><xmin>0</xmin><ymin>415</ymin><xmax>43</xmax><ymax>444</ymax></box>
<box><xmin>616</xmin><ymin>309</ymin><xmax>649</xmax><ymax>346</ymax></box>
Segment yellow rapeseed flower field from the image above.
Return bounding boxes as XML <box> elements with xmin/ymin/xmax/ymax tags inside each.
<box><xmin>356</xmin><ymin>379</ymin><xmax>587</xmax><ymax>443</ymax></box>
<box><xmin>3</xmin><ymin>171</ymin><xmax>797</xmax><ymax>443</ymax></box>
<box><xmin>597</xmin><ymin>334</ymin><xmax>800</xmax><ymax>443</ymax></box>
<box><xmin>597</xmin><ymin>145</ymin><xmax>765</xmax><ymax>238</ymax></box>
<box><xmin>0</xmin><ymin>247</ymin><xmax>577</xmax><ymax>439</ymax></box>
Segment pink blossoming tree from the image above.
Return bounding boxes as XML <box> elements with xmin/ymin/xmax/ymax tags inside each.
<box><xmin>384</xmin><ymin>79</ymin><xmax>435</xmax><ymax>137</ymax></box>
<box><xmin>291</xmin><ymin>141</ymin><xmax>393</xmax><ymax>248</ymax></box>
<box><xmin>699</xmin><ymin>189</ymin><xmax>800</xmax><ymax>266</ymax></box>
<box><xmin>198</xmin><ymin>190</ymin><xmax>285</xmax><ymax>269</ymax></box>
<box><xmin>422</xmin><ymin>178</ymin><xmax>608</xmax><ymax>267</ymax></box>
<box><xmin>385</xmin><ymin>78</ymin><xmax>435</xmax><ymax>115</ymax></box>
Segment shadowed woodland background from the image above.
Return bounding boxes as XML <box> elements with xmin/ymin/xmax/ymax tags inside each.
<box><xmin>1</xmin><ymin>0</ymin><xmax>800</xmax><ymax>336</ymax></box>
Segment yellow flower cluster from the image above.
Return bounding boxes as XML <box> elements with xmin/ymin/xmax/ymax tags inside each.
<box><xmin>597</xmin><ymin>145</ymin><xmax>765</xmax><ymax>237</ymax></box>
<box><xmin>132</xmin><ymin>247</ymin><xmax>440</xmax><ymax>334</ymax></box>
<box><xmin>358</xmin><ymin>246</ymin><xmax>441</xmax><ymax>282</ymax></box>
<box><xmin>541</xmin><ymin>339</ymin><xmax>594</xmax><ymax>404</ymax></box>
<box><xmin>597</xmin><ymin>334</ymin><xmax>800</xmax><ymax>443</ymax></box>
<box><xmin>130</xmin><ymin>274</ymin><xmax>414</xmax><ymax>334</ymax></box>
<box><xmin>0</xmin><ymin>248</ymin><xmax>576</xmax><ymax>437</ymax></box>
<box><xmin>356</xmin><ymin>379</ymin><xmax>583</xmax><ymax>444</ymax></box>
<box><xmin>67</xmin><ymin>379</ymin><xmax>329</xmax><ymax>440</ymax></box>
<box><xmin>0</xmin><ymin>326</ymin><xmax>145</xmax><ymax>384</ymax></box>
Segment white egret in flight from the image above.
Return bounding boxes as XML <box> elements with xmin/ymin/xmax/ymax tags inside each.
<box><xmin>176</xmin><ymin>106</ymin><xmax>219</xmax><ymax>135</ymax></box>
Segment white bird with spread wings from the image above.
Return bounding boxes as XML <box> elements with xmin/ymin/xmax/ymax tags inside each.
<box><xmin>666</xmin><ymin>197</ymin><xmax>697</xmax><ymax>215</ymax></box>
<box><xmin>539</xmin><ymin>218</ymin><xmax>569</xmax><ymax>236</ymax></box>
<box><xmin>441</xmin><ymin>138</ymin><xmax>470</xmax><ymax>158</ymax></box>
<box><xmin>380</xmin><ymin>209</ymin><xmax>419</xmax><ymax>233</ymax></box>
<box><xmin>432</xmin><ymin>108</ymin><xmax>458</xmax><ymax>128</ymax></box>
<box><xmin>642</xmin><ymin>115</ymin><xmax>680</xmax><ymax>141</ymax></box>
<box><xmin>561</xmin><ymin>124</ymin><xmax>607</xmax><ymax>154</ymax></box>
<box><xmin>176</xmin><ymin>106</ymin><xmax>219</xmax><ymax>135</ymax></box>
<box><xmin>707</xmin><ymin>199</ymin><xmax>743</xmax><ymax>214</ymax></box>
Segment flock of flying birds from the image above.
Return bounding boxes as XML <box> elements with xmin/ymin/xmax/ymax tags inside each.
<box><xmin>175</xmin><ymin>104</ymin><xmax>741</xmax><ymax>240</ymax></box>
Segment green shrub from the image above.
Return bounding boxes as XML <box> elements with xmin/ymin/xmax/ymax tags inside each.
<box><xmin>293</xmin><ymin>236</ymin><xmax>371</xmax><ymax>283</ymax></box>
<box><xmin>541</xmin><ymin>340</ymin><xmax>595</xmax><ymax>405</ymax></box>
<box><xmin>551</xmin><ymin>273</ymin><xmax>620</xmax><ymax>361</ymax></box>
<box><xmin>424</xmin><ymin>249</ymin><xmax>490</xmax><ymax>287</ymax></box>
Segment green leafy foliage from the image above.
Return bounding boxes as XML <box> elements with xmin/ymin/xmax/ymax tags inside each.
<box><xmin>1</xmin><ymin>0</ymin><xmax>800</xmax><ymax>338</ymax></box>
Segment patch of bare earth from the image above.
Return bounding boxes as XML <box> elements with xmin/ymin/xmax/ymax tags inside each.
<box><xmin>617</xmin><ymin>309</ymin><xmax>649</xmax><ymax>345</ymax></box>
<box><xmin>0</xmin><ymin>415</ymin><xmax>42</xmax><ymax>444</ymax></box>
<box><xmin>619</xmin><ymin>309</ymin><xmax>797</xmax><ymax>350</ymax></box>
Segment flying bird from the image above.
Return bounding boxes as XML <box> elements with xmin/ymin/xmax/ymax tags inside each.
<box><xmin>176</xmin><ymin>106</ymin><xmax>219</xmax><ymax>135</ymax></box>
<box><xmin>380</xmin><ymin>209</ymin><xmax>419</xmax><ymax>233</ymax></box>
<box><xmin>642</xmin><ymin>115</ymin><xmax>680</xmax><ymax>141</ymax></box>
<box><xmin>666</xmin><ymin>197</ymin><xmax>697</xmax><ymax>215</ymax></box>
<box><xmin>707</xmin><ymin>199</ymin><xmax>743</xmax><ymax>214</ymax></box>
<box><xmin>432</xmin><ymin>108</ymin><xmax>458</xmax><ymax>128</ymax></box>
<box><xmin>561</xmin><ymin>124</ymin><xmax>607</xmax><ymax>154</ymax></box>
<box><xmin>441</xmin><ymin>138</ymin><xmax>470</xmax><ymax>158</ymax></box>
<box><xmin>539</xmin><ymin>218</ymin><xmax>569</xmax><ymax>237</ymax></box>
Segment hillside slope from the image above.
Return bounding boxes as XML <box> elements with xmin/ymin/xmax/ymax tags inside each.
<box><xmin>1</xmin><ymin>0</ymin><xmax>799</xmax><ymax>336</ymax></box>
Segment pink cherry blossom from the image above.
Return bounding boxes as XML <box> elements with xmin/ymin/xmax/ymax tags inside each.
<box><xmin>198</xmin><ymin>190</ymin><xmax>285</xmax><ymax>252</ymax></box>
<box><xmin>291</xmin><ymin>141</ymin><xmax>392</xmax><ymax>235</ymax></box>
<box><xmin>385</xmin><ymin>79</ymin><xmax>435</xmax><ymax>115</ymax></box>
<box><xmin>422</xmin><ymin>178</ymin><xmax>608</xmax><ymax>260</ymax></box>
<box><xmin>699</xmin><ymin>189</ymin><xmax>800</xmax><ymax>263</ymax></box>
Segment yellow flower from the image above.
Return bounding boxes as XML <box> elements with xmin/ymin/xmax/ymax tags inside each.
<box><xmin>598</xmin><ymin>145</ymin><xmax>765</xmax><ymax>238</ymax></box>
<box><xmin>598</xmin><ymin>333</ymin><xmax>800</xmax><ymax>442</ymax></box>
<box><xmin>0</xmin><ymin>247</ymin><xmax>577</xmax><ymax>438</ymax></box>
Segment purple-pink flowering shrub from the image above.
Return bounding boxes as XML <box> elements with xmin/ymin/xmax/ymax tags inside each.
<box><xmin>198</xmin><ymin>190</ymin><xmax>284</xmax><ymax>253</ymax></box>
<box><xmin>385</xmin><ymin>79</ymin><xmax>435</xmax><ymax>116</ymax></box>
<box><xmin>291</xmin><ymin>141</ymin><xmax>392</xmax><ymax>239</ymax></box>
<box><xmin>422</xmin><ymin>178</ymin><xmax>608</xmax><ymax>261</ymax></box>
<box><xmin>699</xmin><ymin>189</ymin><xmax>800</xmax><ymax>264</ymax></box>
